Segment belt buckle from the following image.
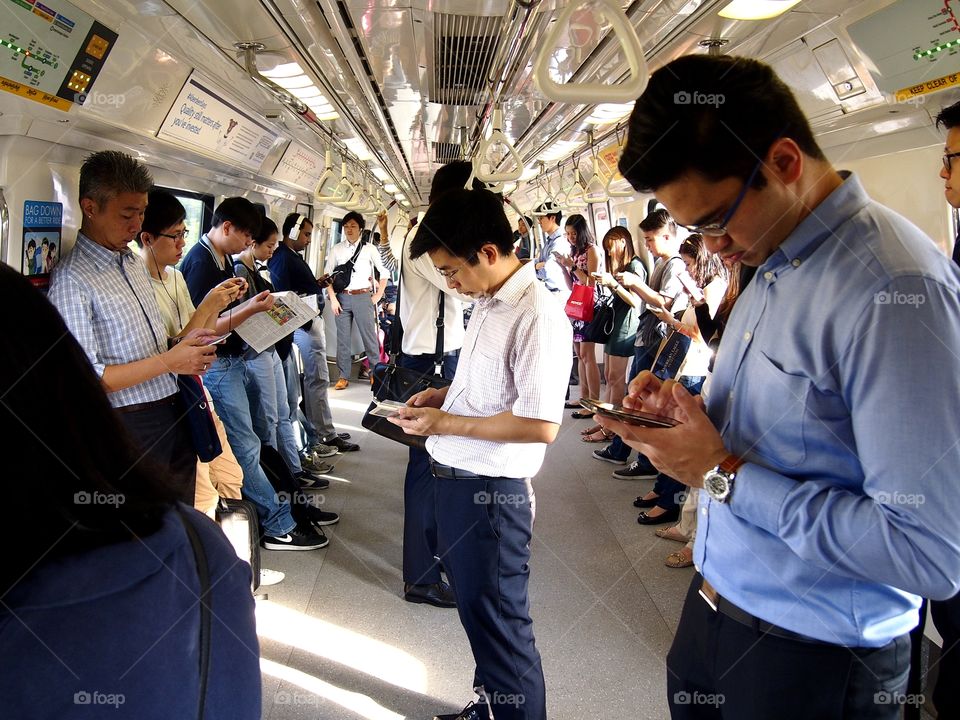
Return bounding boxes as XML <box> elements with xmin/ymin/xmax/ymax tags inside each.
<box><xmin>699</xmin><ymin>578</ymin><xmax>719</xmax><ymax>612</ymax></box>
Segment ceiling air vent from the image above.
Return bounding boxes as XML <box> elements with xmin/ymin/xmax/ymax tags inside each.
<box><xmin>432</xmin><ymin>141</ymin><xmax>465</xmax><ymax>164</ymax></box>
<box><xmin>431</xmin><ymin>13</ymin><xmax>501</xmax><ymax>106</ymax></box>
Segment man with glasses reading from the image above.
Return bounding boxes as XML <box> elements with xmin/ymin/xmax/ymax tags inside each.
<box><xmin>598</xmin><ymin>55</ymin><xmax>960</xmax><ymax>719</ymax></box>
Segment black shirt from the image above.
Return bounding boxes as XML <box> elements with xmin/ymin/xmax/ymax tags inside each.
<box><xmin>180</xmin><ymin>236</ymin><xmax>246</xmax><ymax>357</ymax></box>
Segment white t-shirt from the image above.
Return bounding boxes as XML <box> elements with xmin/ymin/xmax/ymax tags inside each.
<box><xmin>150</xmin><ymin>267</ymin><xmax>196</xmax><ymax>336</ymax></box>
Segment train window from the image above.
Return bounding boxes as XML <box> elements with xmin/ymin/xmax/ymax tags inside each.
<box><xmin>153</xmin><ymin>186</ymin><xmax>213</xmax><ymax>264</ymax></box>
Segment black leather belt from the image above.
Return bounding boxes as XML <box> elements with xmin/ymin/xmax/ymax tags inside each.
<box><xmin>429</xmin><ymin>462</ymin><xmax>481</xmax><ymax>480</ymax></box>
<box><xmin>698</xmin><ymin>576</ymin><xmax>826</xmax><ymax>644</ymax></box>
<box><xmin>115</xmin><ymin>394</ymin><xmax>178</xmax><ymax>414</ymax></box>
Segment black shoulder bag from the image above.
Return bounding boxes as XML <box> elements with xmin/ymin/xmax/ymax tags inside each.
<box><xmin>361</xmin><ymin>244</ymin><xmax>452</xmax><ymax>450</ymax></box>
<box><xmin>176</xmin><ymin>507</ymin><xmax>212</xmax><ymax>720</ymax></box>
<box><xmin>330</xmin><ymin>239</ymin><xmax>366</xmax><ymax>294</ymax></box>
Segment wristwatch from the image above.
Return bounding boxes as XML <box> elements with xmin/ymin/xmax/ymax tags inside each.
<box><xmin>703</xmin><ymin>454</ymin><xmax>745</xmax><ymax>504</ymax></box>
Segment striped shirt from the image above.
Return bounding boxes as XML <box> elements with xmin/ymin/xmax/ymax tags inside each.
<box><xmin>49</xmin><ymin>233</ymin><xmax>176</xmax><ymax>408</ymax></box>
<box><xmin>426</xmin><ymin>262</ymin><xmax>573</xmax><ymax>478</ymax></box>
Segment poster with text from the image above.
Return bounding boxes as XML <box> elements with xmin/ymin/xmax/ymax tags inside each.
<box><xmin>23</xmin><ymin>200</ymin><xmax>63</xmax><ymax>290</ymax></box>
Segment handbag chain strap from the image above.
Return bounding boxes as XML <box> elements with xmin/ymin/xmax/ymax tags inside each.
<box><xmin>390</xmin><ymin>236</ymin><xmax>445</xmax><ymax>375</ymax></box>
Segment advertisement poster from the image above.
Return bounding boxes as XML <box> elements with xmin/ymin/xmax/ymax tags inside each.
<box><xmin>158</xmin><ymin>74</ymin><xmax>280</xmax><ymax>171</ymax></box>
<box><xmin>273</xmin><ymin>142</ymin><xmax>325</xmax><ymax>191</ymax></box>
<box><xmin>22</xmin><ymin>200</ymin><xmax>63</xmax><ymax>290</ymax></box>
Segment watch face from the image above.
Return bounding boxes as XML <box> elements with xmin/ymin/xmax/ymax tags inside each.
<box><xmin>706</xmin><ymin>471</ymin><xmax>730</xmax><ymax>501</ymax></box>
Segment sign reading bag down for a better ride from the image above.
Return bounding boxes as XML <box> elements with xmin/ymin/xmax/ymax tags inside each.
<box><xmin>158</xmin><ymin>73</ymin><xmax>280</xmax><ymax>172</ymax></box>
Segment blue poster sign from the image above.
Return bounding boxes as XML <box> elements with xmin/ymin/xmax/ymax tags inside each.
<box><xmin>22</xmin><ymin>201</ymin><xmax>63</xmax><ymax>281</ymax></box>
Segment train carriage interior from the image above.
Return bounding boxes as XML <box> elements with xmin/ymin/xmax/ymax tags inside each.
<box><xmin>1</xmin><ymin>0</ymin><xmax>959</xmax><ymax>718</ymax></box>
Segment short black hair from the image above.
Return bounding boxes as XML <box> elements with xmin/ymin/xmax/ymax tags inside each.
<box><xmin>428</xmin><ymin>160</ymin><xmax>485</xmax><ymax>204</ymax></box>
<box><xmin>342</xmin><ymin>211</ymin><xmax>365</xmax><ymax>229</ymax></box>
<box><xmin>410</xmin><ymin>188</ymin><xmax>513</xmax><ymax>262</ymax></box>
<box><xmin>79</xmin><ymin>151</ymin><xmax>153</xmax><ymax>205</ymax></box>
<box><xmin>521</xmin><ymin>215</ymin><xmax>533</xmax><ymax>228</ymax></box>
<box><xmin>936</xmin><ymin>100</ymin><xmax>960</xmax><ymax>130</ymax></box>
<box><xmin>255</xmin><ymin>217</ymin><xmax>279</xmax><ymax>245</ymax></box>
<box><xmin>281</xmin><ymin>212</ymin><xmax>312</xmax><ymax>240</ymax></box>
<box><xmin>618</xmin><ymin>55</ymin><xmax>825</xmax><ymax>193</ymax></box>
<box><xmin>638</xmin><ymin>208</ymin><xmax>676</xmax><ymax>234</ymax></box>
<box><xmin>211</xmin><ymin>197</ymin><xmax>261</xmax><ymax>236</ymax></box>
<box><xmin>139</xmin><ymin>190</ymin><xmax>186</xmax><ymax>245</ymax></box>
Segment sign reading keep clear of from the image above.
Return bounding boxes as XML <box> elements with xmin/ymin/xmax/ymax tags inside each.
<box><xmin>158</xmin><ymin>74</ymin><xmax>280</xmax><ymax>171</ymax></box>
<box><xmin>22</xmin><ymin>200</ymin><xmax>63</xmax><ymax>289</ymax></box>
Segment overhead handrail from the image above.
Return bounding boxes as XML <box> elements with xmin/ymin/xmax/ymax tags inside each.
<box><xmin>317</xmin><ymin>161</ymin><xmax>352</xmax><ymax>202</ymax></box>
<box><xmin>314</xmin><ymin>148</ymin><xmax>335</xmax><ymax>197</ymax></box>
<box><xmin>473</xmin><ymin>106</ymin><xmax>523</xmax><ymax>183</ymax></box>
<box><xmin>583</xmin><ymin>138</ymin><xmax>608</xmax><ymax>204</ymax></box>
<box><xmin>533</xmin><ymin>0</ymin><xmax>648</xmax><ymax>104</ymax></box>
<box><xmin>604</xmin><ymin>125</ymin><xmax>634</xmax><ymax>198</ymax></box>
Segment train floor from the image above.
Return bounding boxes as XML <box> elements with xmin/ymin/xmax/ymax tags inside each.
<box><xmin>256</xmin><ymin>378</ymin><xmax>687</xmax><ymax>720</ymax></box>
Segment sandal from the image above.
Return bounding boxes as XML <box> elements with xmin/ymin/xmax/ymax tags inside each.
<box><xmin>581</xmin><ymin>428</ymin><xmax>613</xmax><ymax>443</ymax></box>
<box><xmin>665</xmin><ymin>550</ymin><xmax>694</xmax><ymax>568</ymax></box>
<box><xmin>655</xmin><ymin>526</ymin><xmax>689</xmax><ymax>543</ymax></box>
<box><xmin>571</xmin><ymin>410</ymin><xmax>594</xmax><ymax>419</ymax></box>
<box><xmin>581</xmin><ymin>424</ymin><xmax>602</xmax><ymax>436</ymax></box>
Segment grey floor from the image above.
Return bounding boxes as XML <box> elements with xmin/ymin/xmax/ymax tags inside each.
<box><xmin>257</xmin><ymin>380</ymin><xmax>691</xmax><ymax>720</ymax></box>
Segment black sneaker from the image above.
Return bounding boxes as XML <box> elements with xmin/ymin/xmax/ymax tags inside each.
<box><xmin>261</xmin><ymin>525</ymin><xmax>328</xmax><ymax>550</ymax></box>
<box><xmin>306</xmin><ymin>505</ymin><xmax>340</xmax><ymax>526</ymax></box>
<box><xmin>297</xmin><ymin>472</ymin><xmax>330</xmax><ymax>490</ymax></box>
<box><xmin>592</xmin><ymin>446</ymin><xmax>628</xmax><ymax>465</ymax></box>
<box><xmin>326</xmin><ymin>435</ymin><xmax>359</xmax><ymax>453</ymax></box>
<box><xmin>613</xmin><ymin>456</ymin><xmax>659</xmax><ymax>480</ymax></box>
<box><xmin>433</xmin><ymin>700</ymin><xmax>489</xmax><ymax>720</ymax></box>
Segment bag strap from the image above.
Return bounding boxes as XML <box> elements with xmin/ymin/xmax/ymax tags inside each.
<box><xmin>176</xmin><ymin>506</ymin><xmax>212</xmax><ymax>720</ymax></box>
<box><xmin>389</xmin><ymin>237</ymin><xmax>446</xmax><ymax>373</ymax></box>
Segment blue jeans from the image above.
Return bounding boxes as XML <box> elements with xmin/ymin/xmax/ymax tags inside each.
<box><xmin>293</xmin><ymin>322</ymin><xmax>337</xmax><ymax>445</ymax></box>
<box><xmin>607</xmin><ymin>343</ymin><xmax>659</xmax><ymax>461</ymax></box>
<box><xmin>399</xmin><ymin>350</ymin><xmax>459</xmax><ymax>585</ymax></box>
<box><xmin>203</xmin><ymin>356</ymin><xmax>296</xmax><ymax>537</ymax></box>
<box><xmin>246</xmin><ymin>348</ymin><xmax>303</xmax><ymax>475</ymax></box>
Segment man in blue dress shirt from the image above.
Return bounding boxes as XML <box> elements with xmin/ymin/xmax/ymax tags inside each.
<box><xmin>599</xmin><ymin>55</ymin><xmax>960</xmax><ymax>719</ymax></box>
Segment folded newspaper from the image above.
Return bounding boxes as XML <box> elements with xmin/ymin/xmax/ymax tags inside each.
<box><xmin>234</xmin><ymin>291</ymin><xmax>318</xmax><ymax>353</ymax></box>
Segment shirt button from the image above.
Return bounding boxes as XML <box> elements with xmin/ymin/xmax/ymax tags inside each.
<box><xmin>763</xmin><ymin>271</ymin><xmax>774</xmax><ymax>281</ymax></box>
<box><xmin>743</xmin><ymin>331</ymin><xmax>752</xmax><ymax>341</ymax></box>
<box><xmin>792</xmin><ymin>258</ymin><xmax>801</xmax><ymax>267</ymax></box>
<box><xmin>702</xmin><ymin>508</ymin><xmax>707</xmax><ymax>516</ymax></box>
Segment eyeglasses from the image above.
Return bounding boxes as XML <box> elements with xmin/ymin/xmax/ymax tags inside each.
<box><xmin>435</xmin><ymin>255</ymin><xmax>476</xmax><ymax>278</ymax></box>
<box><xmin>677</xmin><ymin>157</ymin><xmax>765</xmax><ymax>238</ymax></box>
<box><xmin>158</xmin><ymin>228</ymin><xmax>189</xmax><ymax>241</ymax></box>
<box><xmin>943</xmin><ymin>151</ymin><xmax>960</xmax><ymax>173</ymax></box>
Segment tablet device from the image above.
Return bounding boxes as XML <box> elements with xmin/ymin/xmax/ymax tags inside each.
<box><xmin>369</xmin><ymin>399</ymin><xmax>407</xmax><ymax>418</ymax></box>
<box><xmin>578</xmin><ymin>398</ymin><xmax>679</xmax><ymax>428</ymax></box>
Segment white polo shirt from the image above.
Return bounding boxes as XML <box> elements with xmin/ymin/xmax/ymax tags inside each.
<box><xmin>324</xmin><ymin>238</ymin><xmax>387</xmax><ymax>293</ymax></box>
<box><xmin>426</xmin><ymin>262</ymin><xmax>573</xmax><ymax>478</ymax></box>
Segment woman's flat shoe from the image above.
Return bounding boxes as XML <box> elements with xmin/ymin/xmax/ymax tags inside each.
<box><xmin>571</xmin><ymin>410</ymin><xmax>594</xmax><ymax>419</ymax></box>
<box><xmin>633</xmin><ymin>494</ymin><xmax>660</xmax><ymax>508</ymax></box>
<box><xmin>637</xmin><ymin>507</ymin><xmax>680</xmax><ymax>525</ymax></box>
<box><xmin>655</xmin><ymin>526</ymin><xmax>689</xmax><ymax>543</ymax></box>
<box><xmin>665</xmin><ymin>551</ymin><xmax>694</xmax><ymax>568</ymax></box>
<box><xmin>564</xmin><ymin>401</ymin><xmax>581</xmax><ymax>409</ymax></box>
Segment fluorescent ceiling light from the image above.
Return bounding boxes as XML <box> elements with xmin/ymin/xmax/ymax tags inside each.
<box><xmin>585</xmin><ymin>102</ymin><xmax>634</xmax><ymax>125</ymax></box>
<box><xmin>370</xmin><ymin>167</ymin><xmax>390</xmax><ymax>181</ymax></box>
<box><xmin>313</xmin><ymin>111</ymin><xmax>340</xmax><ymax>121</ymax></box>
<box><xmin>260</xmin><ymin>61</ymin><xmax>305</xmax><ymax>79</ymax></box>
<box><xmin>274</xmin><ymin>74</ymin><xmax>314</xmax><ymax>90</ymax></box>
<box><xmin>384</xmin><ymin>183</ymin><xmax>399</xmax><ymax>193</ymax></box>
<box><xmin>292</xmin><ymin>86</ymin><xmax>323</xmax><ymax>100</ymax></box>
<box><xmin>718</xmin><ymin>0</ymin><xmax>801</xmax><ymax>20</ymax></box>
<box><xmin>343</xmin><ymin>138</ymin><xmax>372</xmax><ymax>161</ymax></box>
<box><xmin>539</xmin><ymin>140</ymin><xmax>582</xmax><ymax>163</ymax></box>
<box><xmin>394</xmin><ymin>193</ymin><xmax>405</xmax><ymax>200</ymax></box>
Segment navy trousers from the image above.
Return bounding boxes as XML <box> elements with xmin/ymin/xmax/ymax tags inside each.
<box><xmin>435</xmin><ymin>473</ymin><xmax>546</xmax><ymax>720</ymax></box>
<box><xmin>399</xmin><ymin>351</ymin><xmax>459</xmax><ymax>585</ymax></box>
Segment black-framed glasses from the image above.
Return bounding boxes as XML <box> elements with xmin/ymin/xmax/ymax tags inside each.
<box><xmin>943</xmin><ymin>151</ymin><xmax>960</xmax><ymax>173</ymax></box>
<box><xmin>677</xmin><ymin>156</ymin><xmax>765</xmax><ymax>238</ymax></box>
<box><xmin>436</xmin><ymin>254</ymin><xmax>477</xmax><ymax>278</ymax></box>
<box><xmin>158</xmin><ymin>228</ymin><xmax>189</xmax><ymax>241</ymax></box>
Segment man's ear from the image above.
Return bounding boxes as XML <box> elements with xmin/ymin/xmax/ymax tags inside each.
<box><xmin>80</xmin><ymin>197</ymin><xmax>97</xmax><ymax>219</ymax></box>
<box><xmin>478</xmin><ymin>243</ymin><xmax>500</xmax><ymax>265</ymax></box>
<box><xmin>768</xmin><ymin>137</ymin><xmax>803</xmax><ymax>186</ymax></box>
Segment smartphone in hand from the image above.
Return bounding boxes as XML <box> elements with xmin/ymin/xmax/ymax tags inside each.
<box><xmin>579</xmin><ymin>398</ymin><xmax>678</xmax><ymax>428</ymax></box>
<box><xmin>203</xmin><ymin>332</ymin><xmax>233</xmax><ymax>346</ymax></box>
<box><xmin>369</xmin><ymin>399</ymin><xmax>407</xmax><ymax>418</ymax></box>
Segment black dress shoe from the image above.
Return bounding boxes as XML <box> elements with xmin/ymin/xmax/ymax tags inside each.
<box><xmin>337</xmin><ymin>432</ymin><xmax>351</xmax><ymax>440</ymax></box>
<box><xmin>433</xmin><ymin>700</ymin><xmax>488</xmax><ymax>720</ymax></box>
<box><xmin>633</xmin><ymin>494</ymin><xmax>659</xmax><ymax>508</ymax></box>
<box><xmin>329</xmin><ymin>435</ymin><xmax>359</xmax><ymax>452</ymax></box>
<box><xmin>637</xmin><ymin>507</ymin><xmax>680</xmax><ymax>525</ymax></box>
<box><xmin>404</xmin><ymin>582</ymin><xmax>456</xmax><ymax>608</ymax></box>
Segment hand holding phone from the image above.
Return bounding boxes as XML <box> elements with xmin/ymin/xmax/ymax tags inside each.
<box><xmin>369</xmin><ymin>399</ymin><xmax>407</xmax><ymax>418</ymax></box>
<box><xmin>578</xmin><ymin>398</ymin><xmax>678</xmax><ymax>428</ymax></box>
<box><xmin>203</xmin><ymin>331</ymin><xmax>233</xmax><ymax>346</ymax></box>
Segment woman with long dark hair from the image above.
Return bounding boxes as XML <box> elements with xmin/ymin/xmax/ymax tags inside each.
<box><xmin>0</xmin><ymin>264</ymin><xmax>260</xmax><ymax>718</ymax></box>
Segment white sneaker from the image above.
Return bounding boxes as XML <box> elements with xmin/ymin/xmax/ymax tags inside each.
<box><xmin>259</xmin><ymin>568</ymin><xmax>285</xmax><ymax>586</ymax></box>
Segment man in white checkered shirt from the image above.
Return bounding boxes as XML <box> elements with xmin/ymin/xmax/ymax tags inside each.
<box><xmin>390</xmin><ymin>188</ymin><xmax>572</xmax><ymax>720</ymax></box>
